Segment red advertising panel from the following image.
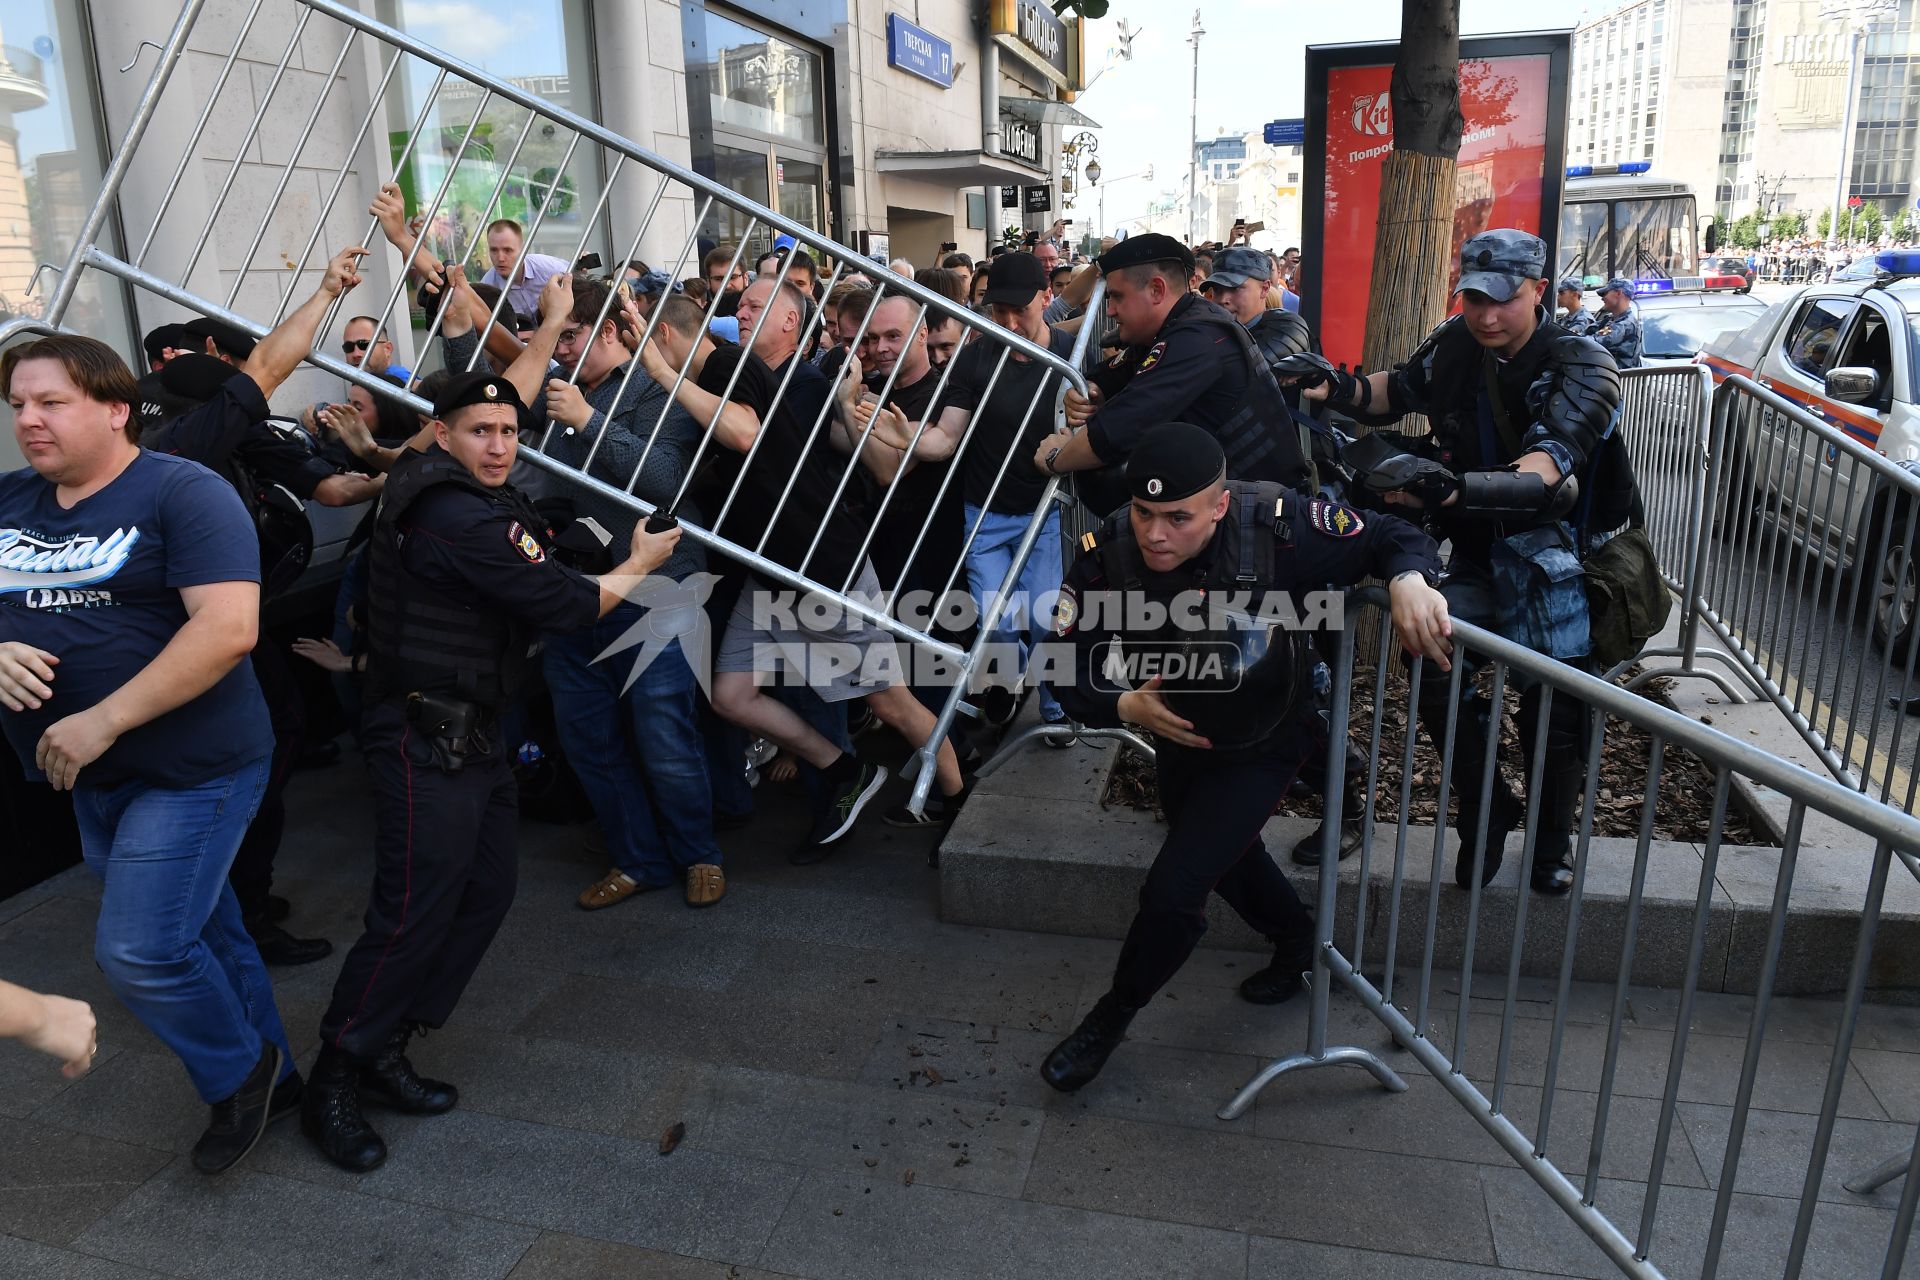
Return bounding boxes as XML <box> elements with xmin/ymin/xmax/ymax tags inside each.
<box><xmin>1305</xmin><ymin>37</ymin><xmax>1569</xmax><ymax>370</ymax></box>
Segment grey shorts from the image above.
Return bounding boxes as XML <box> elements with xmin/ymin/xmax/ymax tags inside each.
<box><xmin>714</xmin><ymin>563</ymin><xmax>904</xmax><ymax>703</ymax></box>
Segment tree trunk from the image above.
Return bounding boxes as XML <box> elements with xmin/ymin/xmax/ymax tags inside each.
<box><xmin>1357</xmin><ymin>0</ymin><xmax>1463</xmax><ymax>436</ymax></box>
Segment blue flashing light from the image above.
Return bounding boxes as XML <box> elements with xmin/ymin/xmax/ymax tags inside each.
<box><xmin>1632</xmin><ymin>278</ymin><xmax>1676</xmax><ymax>294</ymax></box>
<box><xmin>1565</xmin><ymin>164</ymin><xmax>1594</xmax><ymax>177</ymax></box>
<box><xmin>1618</xmin><ymin>161</ymin><xmax>1652</xmax><ymax>174</ymax></box>
<box><xmin>1874</xmin><ymin>250</ymin><xmax>1920</xmax><ymax>275</ymax></box>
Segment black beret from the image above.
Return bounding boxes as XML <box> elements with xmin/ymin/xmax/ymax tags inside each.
<box><xmin>433</xmin><ymin>371</ymin><xmax>526</xmax><ymax>419</ymax></box>
<box><xmin>1126</xmin><ymin>422</ymin><xmax>1225</xmax><ymax>503</ymax></box>
<box><xmin>1097</xmin><ymin>233</ymin><xmax>1195</xmax><ymax>279</ymax></box>
<box><xmin>184</xmin><ymin>315</ymin><xmax>256</xmax><ymax>360</ymax></box>
<box><xmin>158</xmin><ymin>353</ymin><xmax>239</xmax><ymax>404</ymax></box>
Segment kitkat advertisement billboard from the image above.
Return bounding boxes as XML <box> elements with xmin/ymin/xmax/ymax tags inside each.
<box><xmin>1303</xmin><ymin>36</ymin><xmax>1570</xmax><ymax>370</ymax></box>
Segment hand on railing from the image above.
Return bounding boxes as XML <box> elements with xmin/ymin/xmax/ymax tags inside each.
<box><xmin>1063</xmin><ymin>385</ymin><xmax>1096</xmax><ymax>427</ymax></box>
<box><xmin>1387</xmin><ymin>571</ymin><xmax>1453</xmax><ymax>672</ymax></box>
<box><xmin>371</xmin><ymin>182</ymin><xmax>444</xmax><ymax>291</ymax></box>
<box><xmin>320</xmin><ymin>245</ymin><xmax>368</xmax><ymax>300</ymax></box>
<box><xmin>537</xmin><ymin>269</ymin><xmax>574</xmax><ymax>331</ymax></box>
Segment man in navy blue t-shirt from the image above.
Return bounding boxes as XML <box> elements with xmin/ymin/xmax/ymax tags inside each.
<box><xmin>0</xmin><ymin>334</ymin><xmax>291</xmax><ymax>1177</ymax></box>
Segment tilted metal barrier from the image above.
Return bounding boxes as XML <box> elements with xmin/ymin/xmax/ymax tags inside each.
<box><xmin>36</xmin><ymin>0</ymin><xmax>1105</xmax><ymax>814</ymax></box>
<box><xmin>1233</xmin><ymin>589</ymin><xmax>1920</xmax><ymax>1280</ymax></box>
<box><xmin>1617</xmin><ymin>356</ymin><xmax>1920</xmax><ymax>806</ymax></box>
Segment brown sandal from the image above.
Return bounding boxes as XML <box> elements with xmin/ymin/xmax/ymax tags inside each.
<box><xmin>578</xmin><ymin>869</ymin><xmax>650</xmax><ymax>910</ymax></box>
<box><xmin>685</xmin><ymin>863</ymin><xmax>726</xmax><ymax>908</ymax></box>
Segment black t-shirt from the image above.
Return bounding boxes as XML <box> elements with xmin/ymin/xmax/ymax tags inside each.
<box><xmin>695</xmin><ymin>343</ymin><xmax>871</xmax><ymax>588</ymax></box>
<box><xmin>948</xmin><ymin>325</ymin><xmax>1078</xmax><ymax>514</ymax></box>
<box><xmin>866</xmin><ymin>365</ymin><xmax>963</xmax><ymax>593</ymax></box>
<box><xmin>143</xmin><ymin>374</ymin><xmax>335</xmax><ymax>501</ymax></box>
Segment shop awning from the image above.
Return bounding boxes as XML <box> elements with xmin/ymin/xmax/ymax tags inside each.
<box><xmin>998</xmin><ymin>97</ymin><xmax>1101</xmax><ymax>129</ymax></box>
<box><xmin>873</xmin><ymin>149</ymin><xmax>1051</xmax><ymax>188</ymax></box>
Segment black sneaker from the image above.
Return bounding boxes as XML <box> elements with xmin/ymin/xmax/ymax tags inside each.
<box><xmin>883</xmin><ymin>786</ymin><xmax>967</xmax><ymax>828</ymax></box>
<box><xmin>192</xmin><ymin>1041</ymin><xmax>283</xmax><ymax>1175</ymax></box>
<box><xmin>791</xmin><ymin>761</ymin><xmax>888</xmax><ymax>863</ymax></box>
<box><xmin>846</xmin><ymin>702</ymin><xmax>880</xmax><ymax>739</ymax></box>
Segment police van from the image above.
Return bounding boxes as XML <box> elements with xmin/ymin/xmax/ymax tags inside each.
<box><xmin>1696</xmin><ymin>249</ymin><xmax>1920</xmax><ymax>650</ymax></box>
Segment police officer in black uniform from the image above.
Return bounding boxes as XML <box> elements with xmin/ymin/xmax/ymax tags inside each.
<box><xmin>1039</xmin><ymin>423</ymin><xmax>1452</xmax><ymax>1093</ymax></box>
<box><xmin>1281</xmin><ymin>229</ymin><xmax>1630</xmax><ymax>897</ymax></box>
<box><xmin>1034</xmin><ymin>233</ymin><xmax>1320</xmax><ymax>506</ymax></box>
<box><xmin>303</xmin><ymin>371</ymin><xmax>684</xmax><ymax>1172</ymax></box>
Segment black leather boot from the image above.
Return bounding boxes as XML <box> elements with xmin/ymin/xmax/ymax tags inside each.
<box><xmin>1041</xmin><ymin>994</ymin><xmax>1138</xmax><ymax>1093</ymax></box>
<box><xmin>1288</xmin><ymin>774</ymin><xmax>1368</xmax><ymax>868</ymax></box>
<box><xmin>191</xmin><ymin>1041</ymin><xmax>283</xmax><ymax>1175</ymax></box>
<box><xmin>362</xmin><ymin>1024</ymin><xmax>458</xmax><ymax>1115</ymax></box>
<box><xmin>1238</xmin><ymin>938</ymin><xmax>1315</xmax><ymax>1005</ymax></box>
<box><xmin>302</xmin><ymin>1043</ymin><xmax>387</xmax><ymax>1172</ymax></box>
<box><xmin>1527</xmin><ymin>743</ymin><xmax>1585</xmax><ymax>896</ymax></box>
<box><xmin>245</xmin><ymin>916</ymin><xmax>334</xmax><ymax>967</ymax></box>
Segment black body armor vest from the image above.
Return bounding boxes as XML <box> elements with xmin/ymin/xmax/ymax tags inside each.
<box><xmin>1158</xmin><ymin>305</ymin><xmax>1320</xmax><ymax>491</ymax></box>
<box><xmin>364</xmin><ymin>451</ymin><xmax>544</xmax><ymax>710</ymax></box>
<box><xmin>1094</xmin><ymin>480</ymin><xmax>1313</xmax><ymax>750</ymax></box>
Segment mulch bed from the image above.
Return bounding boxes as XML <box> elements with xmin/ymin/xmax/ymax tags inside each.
<box><xmin>1102</xmin><ymin>664</ymin><xmax>1771</xmax><ymax>846</ymax></box>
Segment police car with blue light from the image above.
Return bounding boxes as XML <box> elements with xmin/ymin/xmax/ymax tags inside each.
<box><xmin>1697</xmin><ymin>248</ymin><xmax>1920</xmax><ymax>650</ymax></box>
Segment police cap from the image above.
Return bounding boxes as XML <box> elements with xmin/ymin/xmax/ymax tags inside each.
<box><xmin>433</xmin><ymin>371</ymin><xmax>526</xmax><ymax>420</ymax></box>
<box><xmin>1602</xmin><ymin>276</ymin><xmax>1635</xmax><ymax>297</ymax></box>
<box><xmin>1098</xmin><ymin>232</ymin><xmax>1194</xmax><ymax>279</ymax></box>
<box><xmin>183</xmin><ymin>315</ymin><xmax>257</xmax><ymax>360</ymax></box>
<box><xmin>1454</xmin><ymin>229</ymin><xmax>1548</xmax><ymax>302</ymax></box>
<box><xmin>1201</xmin><ymin>246</ymin><xmax>1273</xmax><ymax>291</ymax></box>
<box><xmin>1555</xmin><ymin>278</ymin><xmax>1583</xmax><ymax>296</ymax></box>
<box><xmin>1126</xmin><ymin>422</ymin><xmax>1225</xmax><ymax>502</ymax></box>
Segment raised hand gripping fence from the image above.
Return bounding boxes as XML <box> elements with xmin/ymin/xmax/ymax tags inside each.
<box><xmin>39</xmin><ymin>0</ymin><xmax>1101</xmax><ymax>816</ymax></box>
<box><xmin>1241</xmin><ymin>588</ymin><xmax>1920</xmax><ymax>1280</ymax></box>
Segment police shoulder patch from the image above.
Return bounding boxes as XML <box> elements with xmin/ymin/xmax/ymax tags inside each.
<box><xmin>1053</xmin><ymin>585</ymin><xmax>1079</xmax><ymax>636</ymax></box>
<box><xmin>1307</xmin><ymin>499</ymin><xmax>1364</xmax><ymax>538</ymax></box>
<box><xmin>1136</xmin><ymin>341</ymin><xmax>1169</xmax><ymax>373</ymax></box>
<box><xmin>507</xmin><ymin>520</ymin><xmax>546</xmax><ymax>563</ymax></box>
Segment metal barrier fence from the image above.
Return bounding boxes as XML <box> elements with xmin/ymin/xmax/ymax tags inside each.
<box><xmin>1619</xmin><ymin>358</ymin><xmax>1920</xmax><ymax>806</ymax></box>
<box><xmin>1229</xmin><ymin>589</ymin><xmax>1920</xmax><ymax>1280</ymax></box>
<box><xmin>34</xmin><ymin>0</ymin><xmax>1105</xmax><ymax>814</ymax></box>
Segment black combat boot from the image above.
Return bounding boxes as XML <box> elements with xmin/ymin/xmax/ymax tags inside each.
<box><xmin>191</xmin><ymin>1040</ymin><xmax>283</xmax><ymax>1175</ymax></box>
<box><xmin>1041</xmin><ymin>994</ymin><xmax>1138</xmax><ymax>1093</ymax></box>
<box><xmin>302</xmin><ymin>1043</ymin><xmax>387</xmax><ymax>1172</ymax></box>
<box><xmin>1527</xmin><ymin>743</ymin><xmax>1585</xmax><ymax>896</ymax></box>
<box><xmin>1238</xmin><ymin>937</ymin><xmax>1315</xmax><ymax>1005</ymax></box>
<box><xmin>1288</xmin><ymin>772</ymin><xmax>1369</xmax><ymax>868</ymax></box>
<box><xmin>361</xmin><ymin>1024</ymin><xmax>458</xmax><ymax>1115</ymax></box>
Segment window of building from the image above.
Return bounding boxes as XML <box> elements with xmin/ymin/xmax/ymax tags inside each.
<box><xmin>0</xmin><ymin>0</ymin><xmax>129</xmax><ymax>348</ymax></box>
<box><xmin>375</xmin><ymin>0</ymin><xmax>606</xmax><ymax>285</ymax></box>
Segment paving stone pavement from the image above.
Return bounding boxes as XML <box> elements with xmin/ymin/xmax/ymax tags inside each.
<box><xmin>1</xmin><ymin>753</ymin><xmax>1917</xmax><ymax>1278</ymax></box>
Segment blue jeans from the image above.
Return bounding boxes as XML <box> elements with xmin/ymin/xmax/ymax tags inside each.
<box><xmin>705</xmin><ymin>686</ymin><xmax>850</xmax><ymax>817</ymax></box>
<box><xmin>72</xmin><ymin>755</ymin><xmax>292</xmax><ymax>1103</ymax></box>
<box><xmin>962</xmin><ymin>504</ymin><xmax>1063</xmax><ymax>722</ymax></box>
<box><xmin>543</xmin><ymin>604</ymin><xmax>719</xmax><ymax>884</ymax></box>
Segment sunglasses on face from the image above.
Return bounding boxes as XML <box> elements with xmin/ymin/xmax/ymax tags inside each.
<box><xmin>343</xmin><ymin>339</ymin><xmax>373</xmax><ymax>353</ymax></box>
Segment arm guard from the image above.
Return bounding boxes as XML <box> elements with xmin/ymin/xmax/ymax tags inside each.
<box><xmin>1256</xmin><ymin>309</ymin><xmax>1314</xmax><ymax>362</ymax></box>
<box><xmin>1523</xmin><ymin>334</ymin><xmax>1622</xmax><ymax>472</ymax></box>
<box><xmin>1456</xmin><ymin>468</ymin><xmax>1580</xmax><ymax>522</ymax></box>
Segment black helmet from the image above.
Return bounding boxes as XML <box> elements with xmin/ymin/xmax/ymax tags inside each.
<box><xmin>1160</xmin><ymin>605</ymin><xmax>1311</xmax><ymax>751</ymax></box>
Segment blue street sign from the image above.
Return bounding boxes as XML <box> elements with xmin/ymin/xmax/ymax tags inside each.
<box><xmin>1263</xmin><ymin>118</ymin><xmax>1306</xmax><ymax>147</ymax></box>
<box><xmin>887</xmin><ymin>14</ymin><xmax>954</xmax><ymax>89</ymax></box>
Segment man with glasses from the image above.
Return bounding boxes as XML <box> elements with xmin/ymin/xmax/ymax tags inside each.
<box><xmin>703</xmin><ymin>245</ymin><xmax>750</xmax><ymax>303</ymax></box>
<box><xmin>340</xmin><ymin>316</ymin><xmax>411</xmax><ymax>385</ymax></box>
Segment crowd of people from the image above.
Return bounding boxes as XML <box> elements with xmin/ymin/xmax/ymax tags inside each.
<box><xmin>1744</xmin><ymin>236</ymin><xmax>1917</xmax><ymax>283</ymax></box>
<box><xmin>1</xmin><ymin>175</ymin><xmax>1640</xmax><ymax>1177</ymax></box>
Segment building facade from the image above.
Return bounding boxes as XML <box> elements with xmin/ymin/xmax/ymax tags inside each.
<box><xmin>0</xmin><ymin>0</ymin><xmax>1093</xmax><ymax>471</ymax></box>
<box><xmin>1570</xmin><ymin>0</ymin><xmax>1920</xmax><ymax>221</ymax></box>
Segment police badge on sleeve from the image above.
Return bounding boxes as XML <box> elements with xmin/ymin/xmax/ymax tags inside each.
<box><xmin>1307</xmin><ymin>499</ymin><xmax>1364</xmax><ymax>537</ymax></box>
<box><xmin>507</xmin><ymin>521</ymin><xmax>546</xmax><ymax>563</ymax></box>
